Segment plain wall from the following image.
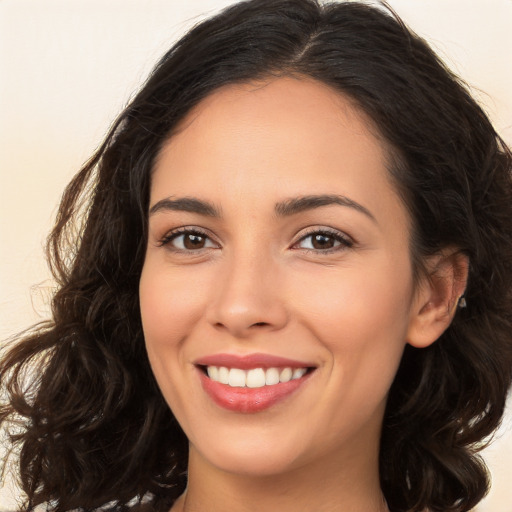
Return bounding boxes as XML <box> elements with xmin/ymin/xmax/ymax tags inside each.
<box><xmin>1</xmin><ymin>1</ymin><xmax>511</xmax><ymax>510</ymax></box>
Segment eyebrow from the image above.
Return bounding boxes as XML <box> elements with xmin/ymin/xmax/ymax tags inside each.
<box><xmin>275</xmin><ymin>194</ymin><xmax>376</xmax><ymax>222</ymax></box>
<box><xmin>149</xmin><ymin>194</ymin><xmax>376</xmax><ymax>222</ymax></box>
<box><xmin>149</xmin><ymin>197</ymin><xmax>221</xmax><ymax>217</ymax></box>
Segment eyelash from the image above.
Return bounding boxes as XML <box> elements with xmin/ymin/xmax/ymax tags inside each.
<box><xmin>158</xmin><ymin>227</ymin><xmax>354</xmax><ymax>254</ymax></box>
<box><xmin>158</xmin><ymin>227</ymin><xmax>218</xmax><ymax>251</ymax></box>
<box><xmin>292</xmin><ymin>228</ymin><xmax>354</xmax><ymax>254</ymax></box>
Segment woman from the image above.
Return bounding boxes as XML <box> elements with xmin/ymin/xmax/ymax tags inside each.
<box><xmin>1</xmin><ymin>1</ymin><xmax>511</xmax><ymax>511</ymax></box>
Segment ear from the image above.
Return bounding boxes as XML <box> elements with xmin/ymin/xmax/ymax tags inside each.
<box><xmin>407</xmin><ymin>249</ymin><xmax>468</xmax><ymax>349</ymax></box>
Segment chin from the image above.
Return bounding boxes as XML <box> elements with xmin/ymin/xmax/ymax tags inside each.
<box><xmin>190</xmin><ymin>432</ymin><xmax>310</xmax><ymax>477</ymax></box>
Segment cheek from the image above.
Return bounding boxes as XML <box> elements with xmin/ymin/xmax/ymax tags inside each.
<box><xmin>292</xmin><ymin>263</ymin><xmax>412</xmax><ymax>443</ymax></box>
<box><xmin>138</xmin><ymin>262</ymin><xmax>211</xmax><ymax>406</ymax></box>
<box><xmin>139</xmin><ymin>263</ymin><xmax>214</xmax><ymax>423</ymax></box>
<box><xmin>294</xmin><ymin>258</ymin><xmax>413</xmax><ymax>380</ymax></box>
<box><xmin>139</xmin><ymin>263</ymin><xmax>208</xmax><ymax>345</ymax></box>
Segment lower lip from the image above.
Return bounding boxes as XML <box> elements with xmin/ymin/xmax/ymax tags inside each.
<box><xmin>198</xmin><ymin>369</ymin><xmax>311</xmax><ymax>413</ymax></box>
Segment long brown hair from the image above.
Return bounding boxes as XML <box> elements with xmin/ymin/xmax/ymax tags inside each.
<box><xmin>2</xmin><ymin>1</ymin><xmax>512</xmax><ymax>511</ymax></box>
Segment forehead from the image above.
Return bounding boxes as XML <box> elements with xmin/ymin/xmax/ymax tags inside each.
<box><xmin>160</xmin><ymin>77</ymin><xmax>388</xmax><ymax>169</ymax></box>
<box><xmin>151</xmin><ymin>77</ymin><xmax>405</xmax><ymax>228</ymax></box>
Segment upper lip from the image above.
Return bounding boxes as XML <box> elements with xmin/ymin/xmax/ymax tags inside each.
<box><xmin>194</xmin><ymin>353</ymin><xmax>316</xmax><ymax>370</ymax></box>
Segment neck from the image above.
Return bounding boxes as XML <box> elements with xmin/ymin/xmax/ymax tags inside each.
<box><xmin>173</xmin><ymin>442</ymin><xmax>388</xmax><ymax>512</ymax></box>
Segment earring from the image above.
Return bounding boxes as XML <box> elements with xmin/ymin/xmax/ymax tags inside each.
<box><xmin>458</xmin><ymin>296</ymin><xmax>467</xmax><ymax>308</ymax></box>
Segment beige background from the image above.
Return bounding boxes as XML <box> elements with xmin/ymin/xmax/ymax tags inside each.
<box><xmin>1</xmin><ymin>0</ymin><xmax>511</xmax><ymax>510</ymax></box>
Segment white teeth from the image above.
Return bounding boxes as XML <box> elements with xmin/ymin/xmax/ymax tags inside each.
<box><xmin>279</xmin><ymin>367</ymin><xmax>293</xmax><ymax>383</ymax></box>
<box><xmin>228</xmin><ymin>368</ymin><xmax>246</xmax><ymax>387</ymax></box>
<box><xmin>207</xmin><ymin>366</ymin><xmax>218</xmax><ymax>380</ymax></box>
<box><xmin>265</xmin><ymin>367</ymin><xmax>280</xmax><ymax>385</ymax></box>
<box><xmin>292</xmin><ymin>368</ymin><xmax>307</xmax><ymax>379</ymax></box>
<box><xmin>246</xmin><ymin>368</ymin><xmax>266</xmax><ymax>388</ymax></box>
<box><xmin>218</xmin><ymin>366</ymin><xmax>229</xmax><ymax>384</ymax></box>
<box><xmin>205</xmin><ymin>365</ymin><xmax>309</xmax><ymax>388</ymax></box>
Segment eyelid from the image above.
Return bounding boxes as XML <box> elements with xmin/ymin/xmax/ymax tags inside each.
<box><xmin>291</xmin><ymin>226</ymin><xmax>354</xmax><ymax>252</ymax></box>
<box><xmin>157</xmin><ymin>226</ymin><xmax>220</xmax><ymax>250</ymax></box>
<box><xmin>156</xmin><ymin>225</ymin><xmax>353</xmax><ymax>254</ymax></box>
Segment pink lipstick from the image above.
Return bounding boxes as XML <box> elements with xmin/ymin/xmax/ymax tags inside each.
<box><xmin>195</xmin><ymin>353</ymin><xmax>315</xmax><ymax>413</ymax></box>
<box><xmin>196</xmin><ymin>353</ymin><xmax>312</xmax><ymax>370</ymax></box>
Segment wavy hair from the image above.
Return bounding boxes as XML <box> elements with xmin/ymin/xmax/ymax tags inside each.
<box><xmin>2</xmin><ymin>1</ymin><xmax>512</xmax><ymax>511</ymax></box>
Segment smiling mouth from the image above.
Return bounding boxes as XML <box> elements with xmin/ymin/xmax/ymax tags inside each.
<box><xmin>195</xmin><ymin>354</ymin><xmax>316</xmax><ymax>412</ymax></box>
<box><xmin>201</xmin><ymin>365</ymin><xmax>312</xmax><ymax>388</ymax></box>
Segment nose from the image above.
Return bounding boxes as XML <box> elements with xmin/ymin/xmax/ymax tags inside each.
<box><xmin>207</xmin><ymin>250</ymin><xmax>289</xmax><ymax>338</ymax></box>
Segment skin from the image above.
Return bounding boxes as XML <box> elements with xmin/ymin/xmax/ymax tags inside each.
<box><xmin>139</xmin><ymin>77</ymin><xmax>466</xmax><ymax>512</ymax></box>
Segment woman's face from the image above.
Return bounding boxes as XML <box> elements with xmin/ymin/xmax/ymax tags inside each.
<box><xmin>140</xmin><ymin>77</ymin><xmax>421</xmax><ymax>476</ymax></box>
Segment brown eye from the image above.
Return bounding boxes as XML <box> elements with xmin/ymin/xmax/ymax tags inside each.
<box><xmin>295</xmin><ymin>230</ymin><xmax>352</xmax><ymax>252</ymax></box>
<box><xmin>311</xmin><ymin>234</ymin><xmax>336</xmax><ymax>249</ymax></box>
<box><xmin>161</xmin><ymin>230</ymin><xmax>217</xmax><ymax>251</ymax></box>
<box><xmin>183</xmin><ymin>233</ymin><xmax>207</xmax><ymax>249</ymax></box>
